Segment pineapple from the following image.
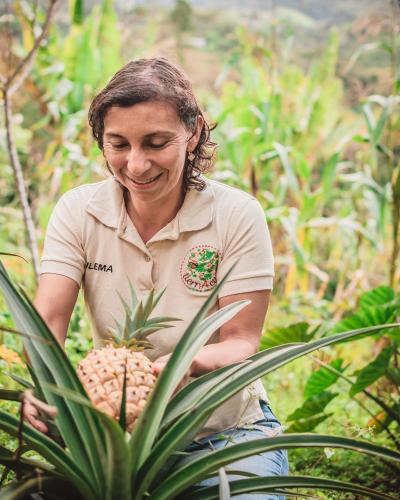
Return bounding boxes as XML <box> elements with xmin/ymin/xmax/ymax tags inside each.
<box><xmin>77</xmin><ymin>287</ymin><xmax>178</xmax><ymax>431</ymax></box>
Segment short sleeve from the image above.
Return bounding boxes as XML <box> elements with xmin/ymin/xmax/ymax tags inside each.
<box><xmin>217</xmin><ymin>198</ymin><xmax>274</xmax><ymax>297</ymax></box>
<box><xmin>40</xmin><ymin>191</ymin><xmax>86</xmax><ymax>286</ymax></box>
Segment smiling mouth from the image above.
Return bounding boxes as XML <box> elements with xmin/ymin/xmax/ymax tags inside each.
<box><xmin>128</xmin><ymin>173</ymin><xmax>163</xmax><ymax>185</ymax></box>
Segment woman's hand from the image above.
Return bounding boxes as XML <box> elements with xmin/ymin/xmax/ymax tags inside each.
<box><xmin>153</xmin><ymin>354</ymin><xmax>193</xmax><ymax>393</ymax></box>
<box><xmin>21</xmin><ymin>390</ymin><xmax>58</xmax><ymax>434</ymax></box>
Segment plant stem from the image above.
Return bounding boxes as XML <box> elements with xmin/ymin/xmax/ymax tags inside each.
<box><xmin>0</xmin><ymin>0</ymin><xmax>59</xmax><ymax>282</ymax></box>
<box><xmin>3</xmin><ymin>90</ymin><xmax>40</xmax><ymax>281</ymax></box>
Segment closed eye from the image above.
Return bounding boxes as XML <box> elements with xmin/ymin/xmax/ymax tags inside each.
<box><xmin>111</xmin><ymin>143</ymin><xmax>128</xmax><ymax>150</ymax></box>
<box><xmin>148</xmin><ymin>141</ymin><xmax>168</xmax><ymax>149</ymax></box>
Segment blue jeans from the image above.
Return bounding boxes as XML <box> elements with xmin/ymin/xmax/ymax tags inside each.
<box><xmin>182</xmin><ymin>401</ymin><xmax>289</xmax><ymax>499</ymax></box>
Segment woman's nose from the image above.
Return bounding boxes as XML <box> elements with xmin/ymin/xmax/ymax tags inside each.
<box><xmin>126</xmin><ymin>148</ymin><xmax>151</xmax><ymax>176</ymax></box>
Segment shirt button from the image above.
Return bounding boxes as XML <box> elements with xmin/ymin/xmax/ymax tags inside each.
<box><xmin>144</xmin><ymin>255</ymin><xmax>151</xmax><ymax>262</ymax></box>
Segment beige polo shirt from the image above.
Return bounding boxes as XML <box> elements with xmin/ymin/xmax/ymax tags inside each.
<box><xmin>41</xmin><ymin>176</ymin><xmax>275</xmax><ymax>436</ymax></box>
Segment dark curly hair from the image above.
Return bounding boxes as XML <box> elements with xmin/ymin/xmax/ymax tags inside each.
<box><xmin>88</xmin><ymin>57</ymin><xmax>217</xmax><ymax>191</ymax></box>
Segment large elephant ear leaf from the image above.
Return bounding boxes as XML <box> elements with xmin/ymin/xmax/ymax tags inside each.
<box><xmin>349</xmin><ymin>345</ymin><xmax>394</xmax><ymax>397</ymax></box>
<box><xmin>261</xmin><ymin>322</ymin><xmax>314</xmax><ymax>349</ymax></box>
<box><xmin>304</xmin><ymin>358</ymin><xmax>346</xmax><ymax>398</ymax></box>
<box><xmin>359</xmin><ymin>286</ymin><xmax>395</xmax><ymax>308</ymax></box>
<box><xmin>330</xmin><ymin>306</ymin><xmax>397</xmax><ymax>340</ymax></box>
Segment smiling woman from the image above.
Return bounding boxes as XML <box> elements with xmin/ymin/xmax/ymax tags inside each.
<box><xmin>31</xmin><ymin>56</ymin><xmax>287</xmax><ymax>498</ymax></box>
<box><xmin>102</xmin><ymin>101</ymin><xmax>203</xmax><ymax>242</ymax></box>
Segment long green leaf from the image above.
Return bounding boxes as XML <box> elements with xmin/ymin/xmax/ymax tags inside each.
<box><xmin>150</xmin><ymin>434</ymin><xmax>400</xmax><ymax>499</ymax></box>
<box><xmin>0</xmin><ymin>410</ymin><xmax>94</xmax><ymax>499</ymax></box>
<box><xmin>42</xmin><ymin>383</ymin><xmax>132</xmax><ymax>500</ymax></box>
<box><xmin>0</xmin><ymin>389</ymin><xmax>22</xmax><ymax>401</ymax></box>
<box><xmin>0</xmin><ymin>261</ymin><xmax>107</xmax><ymax>494</ymax></box>
<box><xmin>186</xmin><ymin>475</ymin><xmax>396</xmax><ymax>500</ymax></box>
<box><xmin>0</xmin><ymin>475</ymin><xmax>83</xmax><ymax>500</ymax></box>
<box><xmin>137</xmin><ymin>344</ymin><xmax>300</xmax><ymax>495</ymax></box>
<box><xmin>0</xmin><ymin>444</ymin><xmax>54</xmax><ymax>476</ymax></box>
<box><xmin>161</xmin><ymin>344</ymin><xmax>302</xmax><ymax>433</ymax></box>
<box><xmin>160</xmin><ymin>361</ymin><xmax>251</xmax><ymax>432</ymax></box>
<box><xmin>140</xmin><ymin>324</ymin><xmax>399</xmax><ymax>493</ymax></box>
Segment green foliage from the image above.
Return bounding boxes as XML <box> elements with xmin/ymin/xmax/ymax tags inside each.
<box><xmin>282</xmin><ymin>285</ymin><xmax>400</xmax><ymax>445</ymax></box>
<box><xmin>260</xmin><ymin>322</ymin><xmax>316</xmax><ymax>349</ymax></box>
<box><xmin>350</xmin><ymin>345</ymin><xmax>394</xmax><ymax>397</ymax></box>
<box><xmin>304</xmin><ymin>358</ymin><xmax>347</xmax><ymax>398</ymax></box>
<box><xmin>1</xmin><ymin>262</ymin><xmax>400</xmax><ymax>497</ymax></box>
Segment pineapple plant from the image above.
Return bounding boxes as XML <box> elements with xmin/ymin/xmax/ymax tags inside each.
<box><xmin>0</xmin><ymin>258</ymin><xmax>400</xmax><ymax>500</ymax></box>
<box><xmin>77</xmin><ymin>288</ymin><xmax>177</xmax><ymax>431</ymax></box>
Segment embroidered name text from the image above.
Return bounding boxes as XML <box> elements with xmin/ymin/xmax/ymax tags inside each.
<box><xmin>85</xmin><ymin>262</ymin><xmax>113</xmax><ymax>273</ymax></box>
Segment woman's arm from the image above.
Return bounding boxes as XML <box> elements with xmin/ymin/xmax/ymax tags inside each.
<box><xmin>34</xmin><ymin>273</ymin><xmax>80</xmax><ymax>347</ymax></box>
<box><xmin>153</xmin><ymin>290</ymin><xmax>270</xmax><ymax>380</ymax></box>
<box><xmin>190</xmin><ymin>289</ymin><xmax>270</xmax><ymax>376</ymax></box>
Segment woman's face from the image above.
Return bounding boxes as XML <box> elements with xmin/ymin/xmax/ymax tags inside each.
<box><xmin>103</xmin><ymin>101</ymin><xmax>201</xmax><ymax>206</ymax></box>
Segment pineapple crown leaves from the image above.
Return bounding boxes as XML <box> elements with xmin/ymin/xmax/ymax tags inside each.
<box><xmin>110</xmin><ymin>285</ymin><xmax>181</xmax><ymax>349</ymax></box>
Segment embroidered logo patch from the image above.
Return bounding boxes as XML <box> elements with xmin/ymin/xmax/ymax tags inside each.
<box><xmin>180</xmin><ymin>245</ymin><xmax>219</xmax><ymax>292</ymax></box>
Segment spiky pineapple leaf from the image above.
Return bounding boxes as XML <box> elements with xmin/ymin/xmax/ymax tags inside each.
<box><xmin>42</xmin><ymin>383</ymin><xmax>132</xmax><ymax>500</ymax></box>
<box><xmin>186</xmin><ymin>475</ymin><xmax>395</xmax><ymax>500</ymax></box>
<box><xmin>0</xmin><ymin>389</ymin><xmax>22</xmax><ymax>401</ymax></box>
<box><xmin>3</xmin><ymin>371</ymin><xmax>34</xmax><ymax>390</ymax></box>
<box><xmin>0</xmin><ymin>444</ymin><xmax>54</xmax><ymax>475</ymax></box>
<box><xmin>161</xmin><ymin>344</ymin><xmax>302</xmax><ymax>433</ymax></box>
<box><xmin>150</xmin><ymin>434</ymin><xmax>400</xmax><ymax>499</ymax></box>
<box><xmin>0</xmin><ymin>410</ymin><xmax>93</xmax><ymax>498</ymax></box>
<box><xmin>0</xmin><ymin>476</ymin><xmax>84</xmax><ymax>500</ymax></box>
<box><xmin>139</xmin><ymin>323</ymin><xmax>399</xmax><ymax>495</ymax></box>
<box><xmin>119</xmin><ymin>364</ymin><xmax>128</xmax><ymax>432</ymax></box>
<box><xmin>0</xmin><ymin>261</ymin><xmax>106</xmax><ymax>497</ymax></box>
<box><xmin>129</xmin><ymin>264</ymin><xmax>250</xmax><ymax>491</ymax></box>
<box><xmin>218</xmin><ymin>467</ymin><xmax>231</xmax><ymax>499</ymax></box>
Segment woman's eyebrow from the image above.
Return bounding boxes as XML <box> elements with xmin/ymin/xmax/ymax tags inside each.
<box><xmin>104</xmin><ymin>131</ymin><xmax>176</xmax><ymax>139</ymax></box>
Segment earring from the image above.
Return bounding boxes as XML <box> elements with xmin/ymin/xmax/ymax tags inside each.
<box><xmin>187</xmin><ymin>151</ymin><xmax>195</xmax><ymax>162</ymax></box>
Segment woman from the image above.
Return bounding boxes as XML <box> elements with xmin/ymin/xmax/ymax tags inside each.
<box><xmin>28</xmin><ymin>57</ymin><xmax>288</xmax><ymax>497</ymax></box>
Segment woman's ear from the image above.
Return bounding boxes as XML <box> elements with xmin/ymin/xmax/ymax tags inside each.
<box><xmin>188</xmin><ymin>115</ymin><xmax>204</xmax><ymax>151</ymax></box>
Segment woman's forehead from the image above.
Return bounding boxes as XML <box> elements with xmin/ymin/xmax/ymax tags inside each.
<box><xmin>103</xmin><ymin>101</ymin><xmax>184</xmax><ymax>136</ymax></box>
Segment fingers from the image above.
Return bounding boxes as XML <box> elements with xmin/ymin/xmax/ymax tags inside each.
<box><xmin>23</xmin><ymin>401</ymin><xmax>49</xmax><ymax>434</ymax></box>
<box><xmin>21</xmin><ymin>390</ymin><xmax>57</xmax><ymax>434</ymax></box>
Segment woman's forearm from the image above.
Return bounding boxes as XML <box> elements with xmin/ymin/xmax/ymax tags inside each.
<box><xmin>190</xmin><ymin>338</ymin><xmax>257</xmax><ymax>377</ymax></box>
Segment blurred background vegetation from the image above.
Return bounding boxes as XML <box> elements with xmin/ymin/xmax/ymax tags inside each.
<box><xmin>0</xmin><ymin>0</ymin><xmax>399</xmax><ymax>496</ymax></box>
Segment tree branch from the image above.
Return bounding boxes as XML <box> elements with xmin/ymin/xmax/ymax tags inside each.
<box><xmin>3</xmin><ymin>89</ymin><xmax>41</xmax><ymax>279</ymax></box>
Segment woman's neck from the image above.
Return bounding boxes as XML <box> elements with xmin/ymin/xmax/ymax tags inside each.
<box><xmin>124</xmin><ymin>189</ymin><xmax>185</xmax><ymax>241</ymax></box>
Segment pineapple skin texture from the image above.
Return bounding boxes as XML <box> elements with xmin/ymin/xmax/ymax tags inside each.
<box><xmin>77</xmin><ymin>345</ymin><xmax>156</xmax><ymax>432</ymax></box>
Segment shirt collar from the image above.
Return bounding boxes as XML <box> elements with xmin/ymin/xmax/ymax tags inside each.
<box><xmin>85</xmin><ymin>176</ymin><xmax>214</xmax><ymax>240</ymax></box>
